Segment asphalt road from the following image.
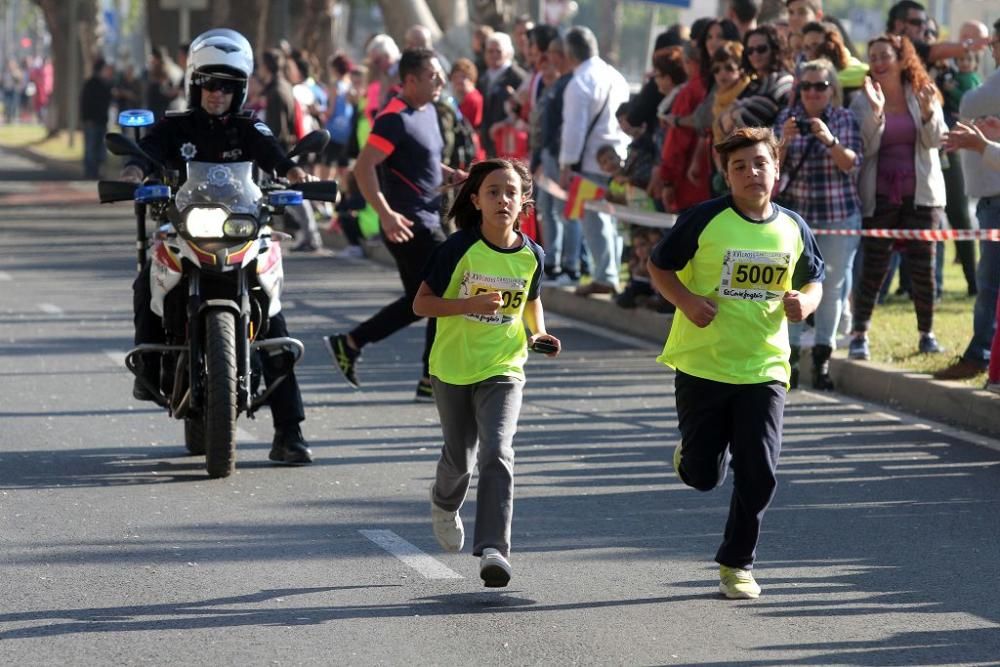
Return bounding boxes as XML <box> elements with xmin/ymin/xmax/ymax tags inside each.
<box><xmin>1</xmin><ymin>155</ymin><xmax>999</xmax><ymax>665</ymax></box>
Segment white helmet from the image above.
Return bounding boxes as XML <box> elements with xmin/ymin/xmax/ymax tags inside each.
<box><xmin>185</xmin><ymin>28</ymin><xmax>254</xmax><ymax>114</ymax></box>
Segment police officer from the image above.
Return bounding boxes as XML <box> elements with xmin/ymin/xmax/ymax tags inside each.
<box><xmin>122</xmin><ymin>28</ymin><xmax>314</xmax><ymax>465</ymax></box>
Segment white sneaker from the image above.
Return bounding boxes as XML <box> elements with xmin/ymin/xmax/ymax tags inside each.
<box><xmin>337</xmin><ymin>245</ymin><xmax>365</xmax><ymax>259</ymax></box>
<box><xmin>479</xmin><ymin>548</ymin><xmax>512</xmax><ymax>587</ymax></box>
<box><xmin>429</xmin><ymin>484</ymin><xmax>464</xmax><ymax>552</ymax></box>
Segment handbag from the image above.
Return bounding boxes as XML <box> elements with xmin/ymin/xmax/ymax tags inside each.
<box><xmin>569</xmin><ymin>89</ymin><xmax>612</xmax><ymax>174</ymax></box>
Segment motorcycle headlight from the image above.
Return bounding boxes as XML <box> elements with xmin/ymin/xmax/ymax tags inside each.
<box><xmin>223</xmin><ymin>217</ymin><xmax>257</xmax><ymax>239</ymax></box>
<box><xmin>184</xmin><ymin>207</ymin><xmax>228</xmax><ymax>238</ymax></box>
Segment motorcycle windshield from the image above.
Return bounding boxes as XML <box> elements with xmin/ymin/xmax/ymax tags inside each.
<box><xmin>175</xmin><ymin>162</ymin><xmax>262</xmax><ymax>216</ymax></box>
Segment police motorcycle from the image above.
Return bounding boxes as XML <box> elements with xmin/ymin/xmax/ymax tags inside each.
<box><xmin>99</xmin><ymin>110</ymin><xmax>337</xmax><ymax>478</ymax></box>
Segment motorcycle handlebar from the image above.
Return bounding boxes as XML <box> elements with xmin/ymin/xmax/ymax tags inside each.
<box><xmin>98</xmin><ymin>180</ymin><xmax>139</xmax><ymax>204</ymax></box>
<box><xmin>290</xmin><ymin>180</ymin><xmax>339</xmax><ymax>203</ymax></box>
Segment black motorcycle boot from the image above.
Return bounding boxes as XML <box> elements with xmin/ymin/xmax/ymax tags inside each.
<box><xmin>812</xmin><ymin>344</ymin><xmax>835</xmax><ymax>390</ymax></box>
<box><xmin>269</xmin><ymin>423</ymin><xmax>313</xmax><ymax>465</ymax></box>
<box><xmin>132</xmin><ymin>354</ymin><xmax>160</xmax><ymax>402</ymax></box>
<box><xmin>789</xmin><ymin>345</ymin><xmax>800</xmax><ymax>390</ymax></box>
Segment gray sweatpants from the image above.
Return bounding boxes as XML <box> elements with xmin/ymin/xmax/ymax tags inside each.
<box><xmin>430</xmin><ymin>375</ymin><xmax>524</xmax><ymax>558</ymax></box>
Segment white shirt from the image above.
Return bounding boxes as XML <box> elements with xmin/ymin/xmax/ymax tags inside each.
<box><xmin>558</xmin><ymin>56</ymin><xmax>630</xmax><ymax>174</ymax></box>
<box><xmin>959</xmin><ymin>67</ymin><xmax>1000</xmax><ymax>198</ymax></box>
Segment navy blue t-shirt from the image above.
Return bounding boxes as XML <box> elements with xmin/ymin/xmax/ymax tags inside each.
<box><xmin>367</xmin><ymin>96</ymin><xmax>444</xmax><ymax>230</ymax></box>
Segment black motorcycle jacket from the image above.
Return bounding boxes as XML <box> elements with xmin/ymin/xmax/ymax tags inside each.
<box><xmin>126</xmin><ymin>107</ymin><xmax>297</xmax><ymax>179</ymax></box>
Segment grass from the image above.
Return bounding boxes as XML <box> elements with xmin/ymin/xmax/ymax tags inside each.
<box><xmin>863</xmin><ymin>242</ymin><xmax>986</xmax><ymax>386</ymax></box>
<box><xmin>0</xmin><ymin>123</ymin><xmax>84</xmax><ymax>162</ymax></box>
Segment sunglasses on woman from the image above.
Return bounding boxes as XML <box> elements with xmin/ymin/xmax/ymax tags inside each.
<box><xmin>798</xmin><ymin>80</ymin><xmax>831</xmax><ymax>92</ymax></box>
<box><xmin>746</xmin><ymin>44</ymin><xmax>771</xmax><ymax>55</ymax></box>
<box><xmin>712</xmin><ymin>63</ymin><xmax>739</xmax><ymax>75</ymax></box>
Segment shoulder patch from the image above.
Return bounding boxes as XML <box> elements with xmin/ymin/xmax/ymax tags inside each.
<box><xmin>254</xmin><ymin>121</ymin><xmax>273</xmax><ymax>137</ymax></box>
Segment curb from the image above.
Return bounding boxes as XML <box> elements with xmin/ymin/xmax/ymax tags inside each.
<box><xmin>318</xmin><ymin>228</ymin><xmax>1000</xmax><ymax>438</ymax></box>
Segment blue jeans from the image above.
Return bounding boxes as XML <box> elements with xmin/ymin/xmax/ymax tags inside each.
<box><xmin>577</xmin><ymin>170</ymin><xmax>622</xmax><ymax>287</ymax></box>
<box><xmin>83</xmin><ymin>122</ymin><xmax>106</xmax><ymax>179</ymax></box>
<box><xmin>538</xmin><ymin>150</ymin><xmax>582</xmax><ymax>274</ymax></box>
<box><xmin>962</xmin><ymin>195</ymin><xmax>1000</xmax><ymax>365</ymax></box>
<box><xmin>790</xmin><ymin>224</ymin><xmax>860</xmax><ymax>349</ymax></box>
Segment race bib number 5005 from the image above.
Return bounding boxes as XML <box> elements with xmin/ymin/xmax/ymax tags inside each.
<box><xmin>718</xmin><ymin>249</ymin><xmax>792</xmax><ymax>301</ymax></box>
<box><xmin>459</xmin><ymin>270</ymin><xmax>527</xmax><ymax>325</ymax></box>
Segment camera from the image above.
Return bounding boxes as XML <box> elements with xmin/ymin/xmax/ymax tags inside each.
<box><xmin>795</xmin><ymin>118</ymin><xmax>813</xmax><ymax>135</ymax></box>
<box><xmin>529</xmin><ymin>339</ymin><xmax>560</xmax><ymax>354</ymax></box>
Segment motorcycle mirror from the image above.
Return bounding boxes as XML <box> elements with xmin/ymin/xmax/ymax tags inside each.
<box><xmin>104</xmin><ymin>132</ymin><xmax>166</xmax><ymax>172</ymax></box>
<box><xmin>288</xmin><ymin>129</ymin><xmax>330</xmax><ymax>160</ymax></box>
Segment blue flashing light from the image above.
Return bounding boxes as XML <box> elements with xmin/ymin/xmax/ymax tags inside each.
<box><xmin>119</xmin><ymin>109</ymin><xmax>155</xmax><ymax>127</ymax></box>
<box><xmin>135</xmin><ymin>184</ymin><xmax>171</xmax><ymax>203</ymax></box>
<box><xmin>268</xmin><ymin>190</ymin><xmax>303</xmax><ymax>207</ymax></box>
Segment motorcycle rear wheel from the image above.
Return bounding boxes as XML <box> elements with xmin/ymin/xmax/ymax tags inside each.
<box><xmin>203</xmin><ymin>310</ymin><xmax>238</xmax><ymax>478</ymax></box>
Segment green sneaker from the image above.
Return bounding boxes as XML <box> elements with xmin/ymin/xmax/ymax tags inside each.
<box><xmin>719</xmin><ymin>565</ymin><xmax>761</xmax><ymax>599</ymax></box>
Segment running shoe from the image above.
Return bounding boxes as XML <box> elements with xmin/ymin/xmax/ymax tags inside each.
<box><xmin>480</xmin><ymin>548</ymin><xmax>512</xmax><ymax>587</ymax></box>
<box><xmin>324</xmin><ymin>334</ymin><xmax>360</xmax><ymax>387</ymax></box>
<box><xmin>415</xmin><ymin>377</ymin><xmax>434</xmax><ymax>403</ymax></box>
<box><xmin>847</xmin><ymin>335</ymin><xmax>870</xmax><ymax>361</ymax></box>
<box><xmin>430</xmin><ymin>484</ymin><xmax>464</xmax><ymax>552</ymax></box>
<box><xmin>719</xmin><ymin>565</ymin><xmax>761</xmax><ymax>599</ymax></box>
<box><xmin>918</xmin><ymin>332</ymin><xmax>944</xmax><ymax>354</ymax></box>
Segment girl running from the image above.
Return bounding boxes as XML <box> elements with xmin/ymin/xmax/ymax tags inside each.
<box><xmin>414</xmin><ymin>158</ymin><xmax>560</xmax><ymax>587</ymax></box>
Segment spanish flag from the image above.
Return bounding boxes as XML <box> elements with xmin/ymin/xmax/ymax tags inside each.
<box><xmin>563</xmin><ymin>174</ymin><xmax>606</xmax><ymax>220</ymax></box>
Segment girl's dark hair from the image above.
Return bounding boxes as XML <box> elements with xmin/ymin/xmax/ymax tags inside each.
<box><xmin>697</xmin><ymin>18</ymin><xmax>741</xmax><ymax>85</ymax></box>
<box><xmin>448</xmin><ymin>158</ymin><xmax>534</xmax><ymax>232</ymax></box>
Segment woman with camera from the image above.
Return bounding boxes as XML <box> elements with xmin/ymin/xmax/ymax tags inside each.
<box><xmin>774</xmin><ymin>59</ymin><xmax>863</xmax><ymax>389</ymax></box>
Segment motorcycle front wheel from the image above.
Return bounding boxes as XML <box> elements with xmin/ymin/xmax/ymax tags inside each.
<box><xmin>203</xmin><ymin>309</ymin><xmax>238</xmax><ymax>478</ymax></box>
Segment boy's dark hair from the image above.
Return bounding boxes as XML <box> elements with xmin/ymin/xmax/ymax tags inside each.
<box><xmin>714</xmin><ymin>126</ymin><xmax>780</xmax><ymax>171</ymax></box>
<box><xmin>729</xmin><ymin>0</ymin><xmax>761</xmax><ymax>24</ymax></box>
<box><xmin>329</xmin><ymin>52</ymin><xmax>353</xmax><ymax>76</ymax></box>
<box><xmin>527</xmin><ymin>24</ymin><xmax>559</xmax><ymax>53</ymax></box>
<box><xmin>260</xmin><ymin>49</ymin><xmax>285</xmax><ymax>78</ymax></box>
<box><xmin>448</xmin><ymin>158</ymin><xmax>534</xmax><ymax>232</ymax></box>
<box><xmin>887</xmin><ymin>0</ymin><xmax>924</xmax><ymax>33</ymax></box>
<box><xmin>398</xmin><ymin>48</ymin><xmax>436</xmax><ymax>83</ymax></box>
<box><xmin>596</xmin><ymin>144</ymin><xmax>619</xmax><ymax>159</ymax></box>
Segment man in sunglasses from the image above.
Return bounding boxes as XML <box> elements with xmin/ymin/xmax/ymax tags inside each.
<box><xmin>887</xmin><ymin>1</ymin><xmax>990</xmax><ymax>68</ymax></box>
<box><xmin>120</xmin><ymin>28</ymin><xmax>316</xmax><ymax>466</ymax></box>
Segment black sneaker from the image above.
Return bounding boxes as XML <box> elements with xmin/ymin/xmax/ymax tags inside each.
<box><xmin>414</xmin><ymin>377</ymin><xmax>434</xmax><ymax>403</ymax></box>
<box><xmin>269</xmin><ymin>425</ymin><xmax>313</xmax><ymax>465</ymax></box>
<box><xmin>324</xmin><ymin>334</ymin><xmax>360</xmax><ymax>387</ymax></box>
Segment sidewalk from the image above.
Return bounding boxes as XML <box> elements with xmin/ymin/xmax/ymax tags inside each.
<box><xmin>299</xmin><ymin>226</ymin><xmax>1000</xmax><ymax>439</ymax></box>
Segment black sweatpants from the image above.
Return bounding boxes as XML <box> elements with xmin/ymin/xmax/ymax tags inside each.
<box><xmin>350</xmin><ymin>224</ymin><xmax>447</xmax><ymax>378</ymax></box>
<box><xmin>673</xmin><ymin>370</ymin><xmax>785</xmax><ymax>570</ymax></box>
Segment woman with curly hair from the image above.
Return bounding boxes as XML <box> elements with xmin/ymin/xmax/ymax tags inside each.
<box><xmin>847</xmin><ymin>34</ymin><xmax>948</xmax><ymax>360</ymax></box>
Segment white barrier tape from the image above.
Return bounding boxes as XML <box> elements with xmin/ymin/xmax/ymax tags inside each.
<box><xmin>534</xmin><ymin>174</ymin><xmax>1000</xmax><ymax>240</ymax></box>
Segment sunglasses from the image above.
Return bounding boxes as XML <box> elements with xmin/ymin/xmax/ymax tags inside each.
<box><xmin>194</xmin><ymin>74</ymin><xmax>242</xmax><ymax>94</ymax></box>
<box><xmin>746</xmin><ymin>44</ymin><xmax>771</xmax><ymax>55</ymax></box>
<box><xmin>712</xmin><ymin>63</ymin><xmax>739</xmax><ymax>75</ymax></box>
<box><xmin>798</xmin><ymin>80</ymin><xmax>831</xmax><ymax>92</ymax></box>
<box><xmin>906</xmin><ymin>17</ymin><xmax>927</xmax><ymax>27</ymax></box>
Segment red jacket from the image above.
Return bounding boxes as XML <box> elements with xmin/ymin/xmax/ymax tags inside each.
<box><xmin>659</xmin><ymin>76</ymin><xmax>711</xmax><ymax>212</ymax></box>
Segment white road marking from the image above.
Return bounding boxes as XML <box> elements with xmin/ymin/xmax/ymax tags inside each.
<box><xmin>104</xmin><ymin>349</ymin><xmax>127</xmax><ymax>366</ymax></box>
<box><xmin>360</xmin><ymin>529</ymin><xmax>463</xmax><ymax>580</ymax></box>
<box><xmin>38</xmin><ymin>303</ymin><xmax>64</xmax><ymax>315</ymax></box>
<box><xmin>237</xmin><ymin>427</ymin><xmax>255</xmax><ymax>442</ymax></box>
<box><xmin>0</xmin><ymin>271</ymin><xmax>11</xmax><ymax>281</ymax></box>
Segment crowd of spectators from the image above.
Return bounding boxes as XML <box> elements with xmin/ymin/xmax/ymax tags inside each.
<box><xmin>67</xmin><ymin>0</ymin><xmax>1000</xmax><ymax>393</ymax></box>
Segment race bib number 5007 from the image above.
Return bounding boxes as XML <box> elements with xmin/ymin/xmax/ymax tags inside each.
<box><xmin>718</xmin><ymin>249</ymin><xmax>792</xmax><ymax>301</ymax></box>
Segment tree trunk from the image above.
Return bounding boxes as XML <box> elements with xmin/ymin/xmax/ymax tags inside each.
<box><xmin>425</xmin><ymin>0</ymin><xmax>466</xmax><ymax>33</ymax></box>
<box><xmin>32</xmin><ymin>0</ymin><xmax>99</xmax><ymax>132</ymax></box>
<box><xmin>293</xmin><ymin>0</ymin><xmax>336</xmax><ymax>77</ymax></box>
<box><xmin>597</xmin><ymin>0</ymin><xmax>623</xmax><ymax>67</ymax></box>
<box><xmin>212</xmin><ymin>0</ymin><xmax>271</xmax><ymax>53</ymax></box>
<box><xmin>375</xmin><ymin>0</ymin><xmax>441</xmax><ymax>46</ymax></box>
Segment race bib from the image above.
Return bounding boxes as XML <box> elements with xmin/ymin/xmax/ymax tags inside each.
<box><xmin>718</xmin><ymin>249</ymin><xmax>792</xmax><ymax>301</ymax></box>
<box><xmin>459</xmin><ymin>270</ymin><xmax>527</xmax><ymax>326</ymax></box>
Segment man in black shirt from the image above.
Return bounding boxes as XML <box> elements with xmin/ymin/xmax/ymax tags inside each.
<box><xmin>80</xmin><ymin>58</ymin><xmax>114</xmax><ymax>178</ymax></box>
